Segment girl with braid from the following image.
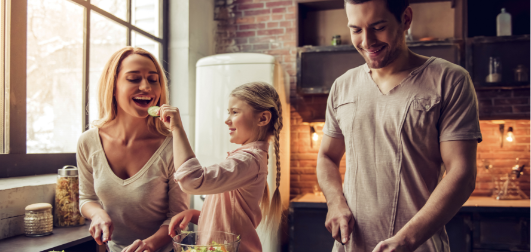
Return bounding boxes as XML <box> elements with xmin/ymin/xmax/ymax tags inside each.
<box><xmin>161</xmin><ymin>82</ymin><xmax>283</xmax><ymax>252</ymax></box>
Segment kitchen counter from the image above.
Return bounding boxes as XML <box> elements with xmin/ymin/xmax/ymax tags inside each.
<box><xmin>291</xmin><ymin>193</ymin><xmax>530</xmax><ymax>209</ymax></box>
<box><xmin>0</xmin><ymin>220</ymin><xmax>94</xmax><ymax>252</ymax></box>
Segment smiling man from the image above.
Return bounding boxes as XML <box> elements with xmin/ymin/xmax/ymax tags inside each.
<box><xmin>316</xmin><ymin>0</ymin><xmax>482</xmax><ymax>252</ymax></box>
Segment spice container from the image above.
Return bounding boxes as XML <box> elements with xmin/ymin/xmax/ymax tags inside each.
<box><xmin>24</xmin><ymin>203</ymin><xmax>53</xmax><ymax>237</ymax></box>
<box><xmin>55</xmin><ymin>165</ymin><xmax>85</xmax><ymax>227</ymax></box>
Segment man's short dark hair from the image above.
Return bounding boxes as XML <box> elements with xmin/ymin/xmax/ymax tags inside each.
<box><xmin>345</xmin><ymin>0</ymin><xmax>409</xmax><ymax>23</ymax></box>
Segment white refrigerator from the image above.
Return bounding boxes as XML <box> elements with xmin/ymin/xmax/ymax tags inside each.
<box><xmin>194</xmin><ymin>53</ymin><xmax>291</xmax><ymax>252</ymax></box>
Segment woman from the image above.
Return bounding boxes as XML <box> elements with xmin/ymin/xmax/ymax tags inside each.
<box><xmin>77</xmin><ymin>47</ymin><xmax>189</xmax><ymax>252</ymax></box>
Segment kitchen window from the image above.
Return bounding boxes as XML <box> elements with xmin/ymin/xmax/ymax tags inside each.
<box><xmin>0</xmin><ymin>0</ymin><xmax>168</xmax><ymax>178</ymax></box>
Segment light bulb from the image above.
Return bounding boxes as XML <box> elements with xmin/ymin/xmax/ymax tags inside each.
<box><xmin>312</xmin><ymin>132</ymin><xmax>319</xmax><ymax>141</ymax></box>
<box><xmin>506</xmin><ymin>127</ymin><xmax>514</xmax><ymax>142</ymax></box>
<box><xmin>506</xmin><ymin>132</ymin><xmax>514</xmax><ymax>142</ymax></box>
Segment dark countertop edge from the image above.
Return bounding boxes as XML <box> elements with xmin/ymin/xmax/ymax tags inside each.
<box><xmin>290</xmin><ymin>201</ymin><xmax>530</xmax><ymax>213</ymax></box>
<box><xmin>0</xmin><ymin>220</ymin><xmax>92</xmax><ymax>252</ymax></box>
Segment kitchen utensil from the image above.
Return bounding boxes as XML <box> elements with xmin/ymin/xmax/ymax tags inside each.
<box><xmin>486</xmin><ymin>57</ymin><xmax>502</xmax><ymax>83</ymax></box>
<box><xmin>514</xmin><ymin>65</ymin><xmax>529</xmax><ymax>82</ymax></box>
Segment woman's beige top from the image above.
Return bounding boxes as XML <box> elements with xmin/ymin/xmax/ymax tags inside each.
<box><xmin>174</xmin><ymin>141</ymin><xmax>269</xmax><ymax>252</ymax></box>
<box><xmin>323</xmin><ymin>57</ymin><xmax>482</xmax><ymax>252</ymax></box>
<box><xmin>78</xmin><ymin>128</ymin><xmax>189</xmax><ymax>252</ymax></box>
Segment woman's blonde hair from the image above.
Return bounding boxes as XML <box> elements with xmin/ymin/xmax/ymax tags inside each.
<box><xmin>92</xmin><ymin>46</ymin><xmax>170</xmax><ymax>137</ymax></box>
<box><xmin>230</xmin><ymin>82</ymin><xmax>283</xmax><ymax>231</ymax></box>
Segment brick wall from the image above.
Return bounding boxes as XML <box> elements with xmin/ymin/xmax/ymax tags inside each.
<box><xmin>215</xmin><ymin>0</ymin><xmax>531</xmax><ymax>200</ymax></box>
<box><xmin>475</xmin><ymin>120</ymin><xmax>530</xmax><ymax>197</ymax></box>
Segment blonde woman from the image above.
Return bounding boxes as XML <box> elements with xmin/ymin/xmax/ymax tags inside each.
<box><xmin>161</xmin><ymin>82</ymin><xmax>283</xmax><ymax>252</ymax></box>
<box><xmin>77</xmin><ymin>47</ymin><xmax>189</xmax><ymax>252</ymax></box>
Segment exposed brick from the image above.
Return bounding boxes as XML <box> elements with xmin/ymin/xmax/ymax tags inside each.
<box><xmin>257</xmin><ymin>28</ymin><xmax>285</xmax><ymax>36</ymax></box>
<box><xmin>239</xmin><ymin>23</ymin><xmax>265</xmax><ymax>30</ymax></box>
<box><xmin>235</xmin><ymin>38</ymin><xmax>248</xmax><ymax>44</ymax></box>
<box><xmin>300</xmin><ymin>174</ymin><xmax>318</xmax><ymax>181</ymax></box>
<box><xmin>494</xmin><ymin>98</ymin><xmax>529</xmax><ymax>105</ymax></box>
<box><xmin>478</xmin><ymin>99</ymin><xmax>492</xmax><ymax>107</ymax></box>
<box><xmin>513</xmin><ymin>89</ymin><xmax>530</xmax><ymax>97</ymax></box>
<box><xmin>249</xmin><ymin>36</ymin><xmax>276</xmax><ymax>43</ymax></box>
<box><xmin>513</xmin><ymin>105</ymin><xmax>530</xmax><ymax>113</ymax></box>
<box><xmin>236</xmin><ymin>17</ymin><xmax>255</xmax><ymax>24</ymax></box>
<box><xmin>285</xmin><ymin>13</ymin><xmax>296</xmax><ymax>20</ymax></box>
<box><xmin>272</xmin><ymin>14</ymin><xmax>284</xmax><ymax>20</ymax></box>
<box><xmin>291</xmin><ymin>154</ymin><xmax>319</xmax><ymax>160</ymax></box>
<box><xmin>268</xmin><ymin>49</ymin><xmax>291</xmax><ymax>55</ymax></box>
<box><xmin>236</xmin><ymin>31</ymin><xmax>256</xmax><ymax>37</ymax></box>
<box><xmin>245</xmin><ymin>9</ymin><xmax>271</xmax><ymax>16</ymax></box>
<box><xmin>280</xmin><ymin>20</ymin><xmax>293</xmax><ymax>28</ymax></box>
<box><xmin>266</xmin><ymin>1</ymin><xmax>293</xmax><ymax>8</ymax></box>
<box><xmin>256</xmin><ymin>15</ymin><xmax>271</xmax><ymax>22</ymax></box>
<box><xmin>237</xmin><ymin>3</ymin><xmax>264</xmax><ymax>10</ymax></box>
<box><xmin>267</xmin><ymin>22</ymin><xmax>279</xmax><ymax>28</ymax></box>
<box><xmin>272</xmin><ymin>7</ymin><xmax>286</xmax><ymax>13</ymax></box>
<box><xmin>253</xmin><ymin>43</ymin><xmax>270</xmax><ymax>50</ymax></box>
<box><xmin>287</xmin><ymin>6</ymin><xmax>296</xmax><ymax>13</ymax></box>
<box><xmin>239</xmin><ymin>44</ymin><xmax>252</xmax><ymax>51</ymax></box>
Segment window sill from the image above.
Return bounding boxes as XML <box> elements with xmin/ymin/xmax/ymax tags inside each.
<box><xmin>0</xmin><ymin>174</ymin><xmax>57</xmax><ymax>240</ymax></box>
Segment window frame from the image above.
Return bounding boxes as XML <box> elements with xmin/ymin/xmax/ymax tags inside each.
<box><xmin>0</xmin><ymin>0</ymin><xmax>169</xmax><ymax>178</ymax></box>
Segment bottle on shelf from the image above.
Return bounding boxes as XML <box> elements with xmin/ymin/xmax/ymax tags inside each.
<box><xmin>496</xmin><ymin>8</ymin><xmax>512</xmax><ymax>36</ymax></box>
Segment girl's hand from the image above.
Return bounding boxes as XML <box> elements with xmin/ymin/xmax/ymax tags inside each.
<box><xmin>158</xmin><ymin>104</ymin><xmax>184</xmax><ymax>132</ymax></box>
<box><xmin>168</xmin><ymin>209</ymin><xmax>197</xmax><ymax>237</ymax></box>
<box><xmin>121</xmin><ymin>239</ymin><xmax>153</xmax><ymax>252</ymax></box>
<box><xmin>89</xmin><ymin>210</ymin><xmax>114</xmax><ymax>245</ymax></box>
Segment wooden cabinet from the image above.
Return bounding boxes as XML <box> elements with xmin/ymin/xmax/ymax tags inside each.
<box><xmin>289</xmin><ymin>196</ymin><xmax>530</xmax><ymax>252</ymax></box>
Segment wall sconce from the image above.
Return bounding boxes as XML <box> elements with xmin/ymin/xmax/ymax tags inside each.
<box><xmin>506</xmin><ymin>127</ymin><xmax>514</xmax><ymax>142</ymax></box>
<box><xmin>310</xmin><ymin>126</ymin><xmax>318</xmax><ymax>148</ymax></box>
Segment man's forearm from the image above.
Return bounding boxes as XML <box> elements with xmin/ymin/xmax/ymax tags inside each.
<box><xmin>317</xmin><ymin>153</ymin><xmax>345</xmax><ymax>206</ymax></box>
<box><xmin>394</xmin><ymin>167</ymin><xmax>475</xmax><ymax>250</ymax></box>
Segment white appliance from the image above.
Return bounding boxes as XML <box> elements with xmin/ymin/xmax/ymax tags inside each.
<box><xmin>194</xmin><ymin>53</ymin><xmax>290</xmax><ymax>252</ymax></box>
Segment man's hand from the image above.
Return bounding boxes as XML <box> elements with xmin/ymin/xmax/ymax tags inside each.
<box><xmin>371</xmin><ymin>236</ymin><xmax>412</xmax><ymax>252</ymax></box>
<box><xmin>325</xmin><ymin>199</ymin><xmax>355</xmax><ymax>244</ymax></box>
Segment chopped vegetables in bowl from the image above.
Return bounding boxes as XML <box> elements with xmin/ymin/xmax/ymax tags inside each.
<box><xmin>173</xmin><ymin>231</ymin><xmax>240</xmax><ymax>252</ymax></box>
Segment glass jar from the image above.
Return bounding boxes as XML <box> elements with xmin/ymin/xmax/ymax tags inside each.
<box><xmin>332</xmin><ymin>35</ymin><xmax>341</xmax><ymax>46</ymax></box>
<box><xmin>24</xmin><ymin>203</ymin><xmax>53</xmax><ymax>237</ymax></box>
<box><xmin>55</xmin><ymin>165</ymin><xmax>85</xmax><ymax>227</ymax></box>
<box><xmin>514</xmin><ymin>65</ymin><xmax>529</xmax><ymax>82</ymax></box>
<box><xmin>486</xmin><ymin>57</ymin><xmax>502</xmax><ymax>83</ymax></box>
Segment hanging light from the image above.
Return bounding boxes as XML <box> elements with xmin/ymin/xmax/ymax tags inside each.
<box><xmin>506</xmin><ymin>127</ymin><xmax>514</xmax><ymax>142</ymax></box>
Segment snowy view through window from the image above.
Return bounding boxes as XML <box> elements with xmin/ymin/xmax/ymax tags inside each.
<box><xmin>27</xmin><ymin>0</ymin><xmax>159</xmax><ymax>153</ymax></box>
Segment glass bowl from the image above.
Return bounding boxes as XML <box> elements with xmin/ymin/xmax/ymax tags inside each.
<box><xmin>172</xmin><ymin>231</ymin><xmax>241</xmax><ymax>252</ymax></box>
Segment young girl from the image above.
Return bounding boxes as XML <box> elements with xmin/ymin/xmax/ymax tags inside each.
<box><xmin>159</xmin><ymin>82</ymin><xmax>283</xmax><ymax>252</ymax></box>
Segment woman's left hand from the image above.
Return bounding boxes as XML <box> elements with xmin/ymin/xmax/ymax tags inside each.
<box><xmin>158</xmin><ymin>104</ymin><xmax>183</xmax><ymax>132</ymax></box>
<box><xmin>121</xmin><ymin>239</ymin><xmax>153</xmax><ymax>252</ymax></box>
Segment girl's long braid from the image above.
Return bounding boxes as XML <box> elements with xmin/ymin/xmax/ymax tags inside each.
<box><xmin>268</xmin><ymin>92</ymin><xmax>283</xmax><ymax>231</ymax></box>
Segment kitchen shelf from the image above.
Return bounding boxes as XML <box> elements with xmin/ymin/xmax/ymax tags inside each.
<box><xmin>475</xmin><ymin>85</ymin><xmax>530</xmax><ymax>90</ymax></box>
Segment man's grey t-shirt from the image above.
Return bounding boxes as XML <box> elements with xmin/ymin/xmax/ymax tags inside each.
<box><xmin>323</xmin><ymin>57</ymin><xmax>482</xmax><ymax>252</ymax></box>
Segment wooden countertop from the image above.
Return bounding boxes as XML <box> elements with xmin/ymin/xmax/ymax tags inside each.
<box><xmin>291</xmin><ymin>193</ymin><xmax>530</xmax><ymax>208</ymax></box>
<box><xmin>0</xmin><ymin>220</ymin><xmax>92</xmax><ymax>252</ymax></box>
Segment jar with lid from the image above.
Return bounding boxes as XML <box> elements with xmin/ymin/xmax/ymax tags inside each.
<box><xmin>55</xmin><ymin>165</ymin><xmax>85</xmax><ymax>227</ymax></box>
<box><xmin>332</xmin><ymin>35</ymin><xmax>341</xmax><ymax>46</ymax></box>
<box><xmin>24</xmin><ymin>203</ymin><xmax>53</xmax><ymax>237</ymax></box>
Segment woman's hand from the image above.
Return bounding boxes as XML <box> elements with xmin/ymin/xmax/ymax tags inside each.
<box><xmin>168</xmin><ymin>209</ymin><xmax>199</xmax><ymax>237</ymax></box>
<box><xmin>371</xmin><ymin>236</ymin><xmax>412</xmax><ymax>252</ymax></box>
<box><xmin>89</xmin><ymin>210</ymin><xmax>114</xmax><ymax>245</ymax></box>
<box><xmin>122</xmin><ymin>239</ymin><xmax>153</xmax><ymax>252</ymax></box>
<box><xmin>158</xmin><ymin>104</ymin><xmax>184</xmax><ymax>132</ymax></box>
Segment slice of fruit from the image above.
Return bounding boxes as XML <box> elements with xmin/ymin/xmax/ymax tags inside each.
<box><xmin>148</xmin><ymin>106</ymin><xmax>160</xmax><ymax>117</ymax></box>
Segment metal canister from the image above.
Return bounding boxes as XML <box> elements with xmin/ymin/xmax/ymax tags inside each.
<box><xmin>24</xmin><ymin>203</ymin><xmax>53</xmax><ymax>236</ymax></box>
<box><xmin>55</xmin><ymin>165</ymin><xmax>85</xmax><ymax>227</ymax></box>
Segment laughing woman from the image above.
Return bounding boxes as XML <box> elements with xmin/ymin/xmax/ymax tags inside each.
<box><xmin>77</xmin><ymin>47</ymin><xmax>189</xmax><ymax>252</ymax></box>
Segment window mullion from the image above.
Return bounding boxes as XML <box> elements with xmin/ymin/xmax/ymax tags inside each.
<box><xmin>127</xmin><ymin>0</ymin><xmax>131</xmax><ymax>46</ymax></box>
<box><xmin>82</xmin><ymin>3</ymin><xmax>90</xmax><ymax>132</ymax></box>
<box><xmin>6</xmin><ymin>0</ymin><xmax>26</xmax><ymax>154</ymax></box>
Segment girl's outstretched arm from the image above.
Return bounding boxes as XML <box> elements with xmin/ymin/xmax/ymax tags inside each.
<box><xmin>159</xmin><ymin>104</ymin><xmax>196</xmax><ymax>169</ymax></box>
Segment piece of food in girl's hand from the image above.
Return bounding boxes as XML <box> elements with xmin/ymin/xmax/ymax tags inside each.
<box><xmin>148</xmin><ymin>106</ymin><xmax>160</xmax><ymax>117</ymax></box>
